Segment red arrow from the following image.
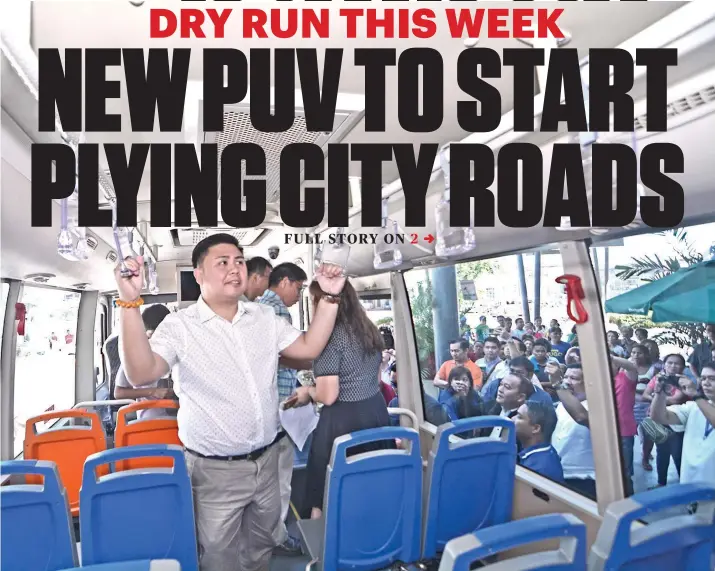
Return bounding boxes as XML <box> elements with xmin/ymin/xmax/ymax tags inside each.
<box><xmin>424</xmin><ymin>234</ymin><xmax>435</xmax><ymax>244</ymax></box>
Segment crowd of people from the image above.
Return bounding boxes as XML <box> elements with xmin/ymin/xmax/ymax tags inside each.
<box><xmin>378</xmin><ymin>317</ymin><xmax>715</xmax><ymax>500</ymax></box>
<box><xmin>111</xmin><ymin>237</ymin><xmax>714</xmax><ymax>571</ymax></box>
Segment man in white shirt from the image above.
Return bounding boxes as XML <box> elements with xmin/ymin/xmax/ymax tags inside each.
<box><xmin>649</xmin><ymin>362</ymin><xmax>715</xmax><ymax>487</ymax></box>
<box><xmin>116</xmin><ymin>234</ymin><xmax>346</xmax><ymax>571</ymax></box>
<box><xmin>547</xmin><ymin>363</ymin><xmax>597</xmax><ymax>500</ymax></box>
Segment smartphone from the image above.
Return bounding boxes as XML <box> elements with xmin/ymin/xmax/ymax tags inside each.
<box><xmin>662</xmin><ymin>375</ymin><xmax>680</xmax><ymax>387</ymax></box>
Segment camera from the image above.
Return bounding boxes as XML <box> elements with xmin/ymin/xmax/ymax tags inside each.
<box><xmin>268</xmin><ymin>246</ymin><xmax>280</xmax><ymax>260</ymax></box>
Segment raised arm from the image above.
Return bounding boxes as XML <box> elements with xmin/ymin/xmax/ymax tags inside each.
<box><xmin>546</xmin><ymin>362</ymin><xmax>589</xmax><ymax>427</ymax></box>
<box><xmin>116</xmin><ymin>257</ymin><xmax>170</xmax><ymax>385</ymax></box>
<box><xmin>280</xmin><ymin>265</ymin><xmax>345</xmax><ymax>361</ymax></box>
<box><xmin>611</xmin><ymin>356</ymin><xmax>638</xmax><ymax>381</ymax></box>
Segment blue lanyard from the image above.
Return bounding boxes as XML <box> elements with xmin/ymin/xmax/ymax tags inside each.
<box><xmin>706</xmin><ymin>421</ymin><xmax>713</xmax><ymax>439</ymax></box>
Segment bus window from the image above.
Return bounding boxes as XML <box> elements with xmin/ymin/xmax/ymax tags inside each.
<box><xmin>404</xmin><ymin>251</ymin><xmax>611</xmax><ymax>502</ymax></box>
<box><xmin>94</xmin><ymin>301</ymin><xmax>106</xmax><ymax>387</ymax></box>
<box><xmin>13</xmin><ymin>287</ymin><xmax>81</xmax><ymax>456</ymax></box>
<box><xmin>0</xmin><ymin>282</ymin><xmax>8</xmax><ymax>341</ymax></box>
<box><xmin>595</xmin><ymin>222</ymin><xmax>715</xmax><ymax>496</ymax></box>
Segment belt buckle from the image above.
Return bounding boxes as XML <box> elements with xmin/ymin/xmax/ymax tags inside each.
<box><xmin>247</xmin><ymin>447</ymin><xmax>263</xmax><ymax>462</ymax></box>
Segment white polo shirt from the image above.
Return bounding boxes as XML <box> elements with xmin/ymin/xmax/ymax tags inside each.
<box><xmin>668</xmin><ymin>400</ymin><xmax>715</xmax><ymax>486</ymax></box>
<box><xmin>552</xmin><ymin>400</ymin><xmax>595</xmax><ymax>481</ymax></box>
<box><xmin>147</xmin><ymin>297</ymin><xmax>301</xmax><ymax>456</ymax></box>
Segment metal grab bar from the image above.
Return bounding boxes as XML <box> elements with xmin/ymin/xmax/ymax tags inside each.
<box><xmin>72</xmin><ymin>399</ymin><xmax>135</xmax><ymax>409</ymax></box>
<box><xmin>387</xmin><ymin>407</ymin><xmax>419</xmax><ymax>430</ymax></box>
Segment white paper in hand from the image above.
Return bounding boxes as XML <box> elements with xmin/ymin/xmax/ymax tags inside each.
<box><xmin>279</xmin><ymin>403</ymin><xmax>319</xmax><ymax>451</ymax></box>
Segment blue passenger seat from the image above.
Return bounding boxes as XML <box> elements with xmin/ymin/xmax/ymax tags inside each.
<box><xmin>297</xmin><ymin>426</ymin><xmax>423</xmax><ymax>571</ymax></box>
<box><xmin>588</xmin><ymin>483</ymin><xmax>715</xmax><ymax>570</ymax></box>
<box><xmin>58</xmin><ymin>561</ymin><xmax>181</xmax><ymax>571</ymax></box>
<box><xmin>437</xmin><ymin>513</ymin><xmax>587</xmax><ymax>571</ymax></box>
<box><xmin>0</xmin><ymin>460</ymin><xmax>78</xmax><ymax>571</ymax></box>
<box><xmin>79</xmin><ymin>444</ymin><xmax>198</xmax><ymax>571</ymax></box>
<box><xmin>422</xmin><ymin>416</ymin><xmax>517</xmax><ymax>562</ymax></box>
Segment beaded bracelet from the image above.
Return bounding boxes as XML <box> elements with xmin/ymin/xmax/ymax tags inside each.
<box><xmin>115</xmin><ymin>297</ymin><xmax>144</xmax><ymax>309</ymax></box>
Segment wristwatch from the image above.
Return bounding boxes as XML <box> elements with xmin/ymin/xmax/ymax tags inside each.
<box><xmin>321</xmin><ymin>293</ymin><xmax>342</xmax><ymax>304</ymax></box>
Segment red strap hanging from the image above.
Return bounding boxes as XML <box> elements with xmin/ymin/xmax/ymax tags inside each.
<box><xmin>15</xmin><ymin>303</ymin><xmax>26</xmax><ymax>336</ymax></box>
<box><xmin>555</xmin><ymin>275</ymin><xmax>589</xmax><ymax>324</ymax></box>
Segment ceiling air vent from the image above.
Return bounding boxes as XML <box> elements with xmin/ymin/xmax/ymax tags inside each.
<box><xmin>634</xmin><ymin>84</ymin><xmax>715</xmax><ymax>131</ymax></box>
<box><xmin>86</xmin><ymin>235</ymin><xmax>99</xmax><ymax>250</ymax></box>
<box><xmin>106</xmin><ymin>251</ymin><xmax>118</xmax><ymax>263</ymax></box>
<box><xmin>170</xmin><ymin>227</ymin><xmax>267</xmax><ymax>248</ymax></box>
<box><xmin>199</xmin><ymin>98</ymin><xmax>365</xmax><ymax>204</ymax></box>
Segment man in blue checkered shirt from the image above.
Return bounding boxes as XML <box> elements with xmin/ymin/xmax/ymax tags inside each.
<box><xmin>258</xmin><ymin>262</ymin><xmax>308</xmax><ymax>556</ymax></box>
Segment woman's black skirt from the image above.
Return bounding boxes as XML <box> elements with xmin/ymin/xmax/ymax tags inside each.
<box><xmin>304</xmin><ymin>391</ymin><xmax>394</xmax><ymax>514</ymax></box>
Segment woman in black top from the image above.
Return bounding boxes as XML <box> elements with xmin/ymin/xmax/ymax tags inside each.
<box><xmin>286</xmin><ymin>280</ymin><xmax>392</xmax><ymax>519</ymax></box>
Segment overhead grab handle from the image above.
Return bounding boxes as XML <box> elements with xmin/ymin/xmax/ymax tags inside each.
<box><xmin>112</xmin><ymin>202</ymin><xmax>138</xmax><ymax>278</ymax></box>
<box><xmin>435</xmin><ymin>144</ymin><xmax>476</xmax><ymax>258</ymax></box>
<box><xmin>374</xmin><ymin>197</ymin><xmax>403</xmax><ymax>270</ymax></box>
<box><xmin>556</xmin><ymin>274</ymin><xmax>589</xmax><ymax>324</ymax></box>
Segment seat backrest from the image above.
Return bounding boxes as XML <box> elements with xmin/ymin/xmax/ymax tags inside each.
<box><xmin>1</xmin><ymin>460</ymin><xmax>78</xmax><ymax>571</ymax></box>
<box><xmin>113</xmin><ymin>401</ymin><xmax>181</xmax><ymax>471</ymax></box>
<box><xmin>58</xmin><ymin>560</ymin><xmax>180</xmax><ymax>571</ymax></box>
<box><xmin>23</xmin><ymin>409</ymin><xmax>108</xmax><ymax>515</ymax></box>
<box><xmin>588</xmin><ymin>483</ymin><xmax>715</xmax><ymax>571</ymax></box>
<box><xmin>438</xmin><ymin>513</ymin><xmax>587</xmax><ymax>571</ymax></box>
<box><xmin>422</xmin><ymin>416</ymin><xmax>517</xmax><ymax>560</ymax></box>
<box><xmin>323</xmin><ymin>426</ymin><xmax>422</xmax><ymax>571</ymax></box>
<box><xmin>79</xmin><ymin>444</ymin><xmax>198</xmax><ymax>571</ymax></box>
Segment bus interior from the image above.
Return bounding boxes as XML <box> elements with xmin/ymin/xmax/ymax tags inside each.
<box><xmin>2</xmin><ymin>2</ymin><xmax>715</xmax><ymax>570</ymax></box>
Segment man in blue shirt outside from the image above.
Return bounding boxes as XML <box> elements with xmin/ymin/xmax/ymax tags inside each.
<box><xmin>514</xmin><ymin>401</ymin><xmax>565</xmax><ymax>483</ymax></box>
<box><xmin>548</xmin><ymin>326</ymin><xmax>571</xmax><ymax>364</ymax></box>
<box><xmin>258</xmin><ymin>262</ymin><xmax>308</xmax><ymax>556</ymax></box>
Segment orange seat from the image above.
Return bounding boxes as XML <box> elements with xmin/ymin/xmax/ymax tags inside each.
<box><xmin>113</xmin><ymin>400</ymin><xmax>181</xmax><ymax>471</ymax></box>
<box><xmin>23</xmin><ymin>409</ymin><xmax>108</xmax><ymax>517</ymax></box>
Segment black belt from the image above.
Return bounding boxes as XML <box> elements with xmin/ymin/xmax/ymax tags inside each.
<box><xmin>186</xmin><ymin>431</ymin><xmax>286</xmax><ymax>462</ymax></box>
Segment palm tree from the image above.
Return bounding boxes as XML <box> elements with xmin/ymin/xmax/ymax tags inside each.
<box><xmin>613</xmin><ymin>229</ymin><xmax>706</xmax><ymax>349</ymax></box>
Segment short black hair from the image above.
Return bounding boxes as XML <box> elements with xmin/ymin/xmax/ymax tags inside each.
<box><xmin>635</xmin><ymin>328</ymin><xmax>648</xmax><ymax>337</ymax></box>
<box><xmin>533</xmin><ymin>338</ymin><xmax>551</xmax><ymax>351</ymax></box>
<box><xmin>524</xmin><ymin>401</ymin><xmax>558</xmax><ymax>441</ymax></box>
<box><xmin>449</xmin><ymin>339</ymin><xmax>469</xmax><ymax>351</ymax></box>
<box><xmin>142</xmin><ymin>304</ymin><xmax>170</xmax><ymax>331</ymax></box>
<box><xmin>509</xmin><ymin>355</ymin><xmax>534</xmax><ymax>374</ymax></box>
<box><xmin>484</xmin><ymin>336</ymin><xmax>500</xmax><ymax>346</ymax></box>
<box><xmin>510</xmin><ymin>338</ymin><xmax>527</xmax><ymax>353</ymax></box>
<box><xmin>505</xmin><ymin>372</ymin><xmax>535</xmax><ymax>399</ymax></box>
<box><xmin>246</xmin><ymin>256</ymin><xmax>273</xmax><ymax>276</ymax></box>
<box><xmin>192</xmin><ymin>233</ymin><xmax>243</xmax><ymax>268</ymax></box>
<box><xmin>268</xmin><ymin>262</ymin><xmax>308</xmax><ymax>287</ymax></box>
<box><xmin>550</xmin><ymin>327</ymin><xmax>562</xmax><ymax>335</ymax></box>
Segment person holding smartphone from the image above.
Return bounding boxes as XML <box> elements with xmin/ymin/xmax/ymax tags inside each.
<box><xmin>642</xmin><ymin>354</ymin><xmax>690</xmax><ymax>487</ymax></box>
<box><xmin>650</xmin><ymin>362</ymin><xmax>715</xmax><ymax>487</ymax></box>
